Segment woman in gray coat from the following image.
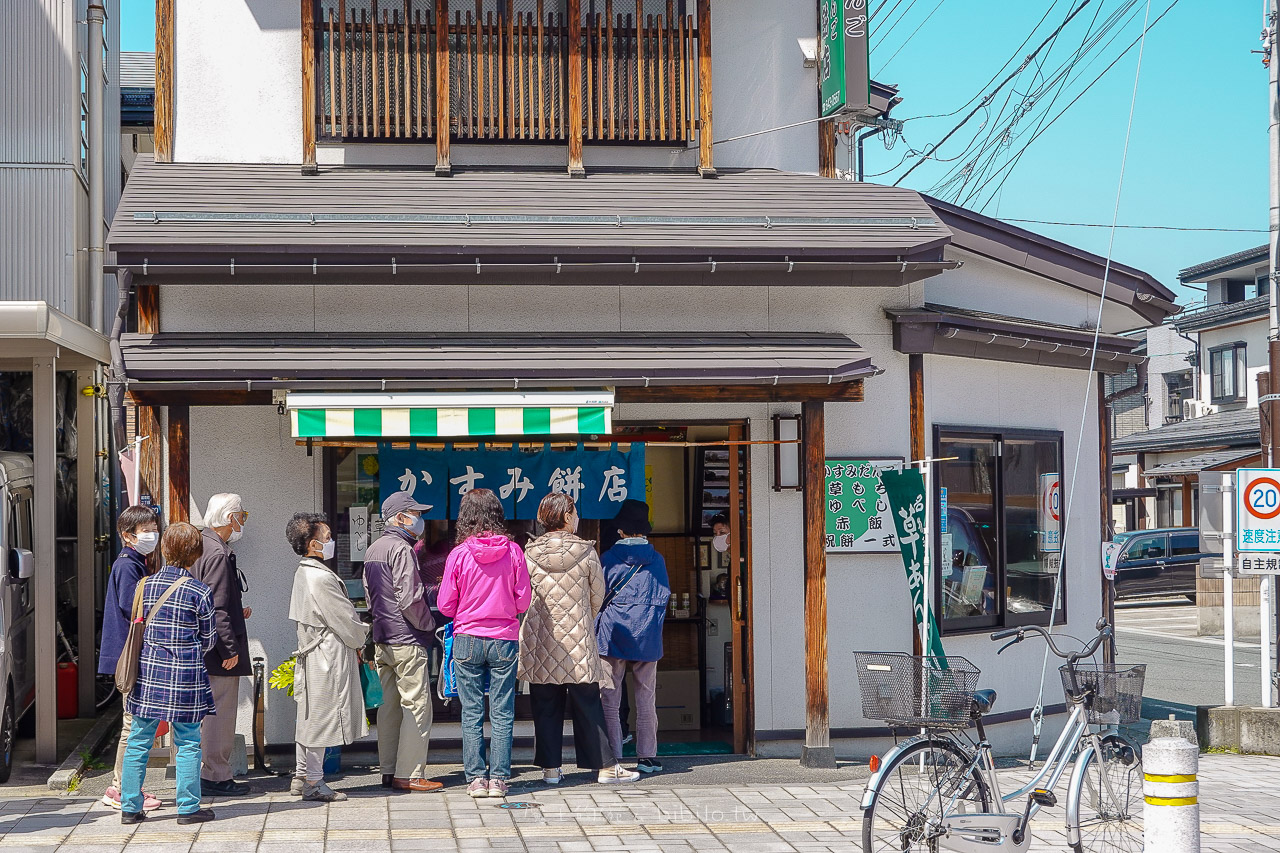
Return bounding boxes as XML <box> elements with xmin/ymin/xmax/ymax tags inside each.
<box><xmin>286</xmin><ymin>513</ymin><xmax>370</xmax><ymax>802</ymax></box>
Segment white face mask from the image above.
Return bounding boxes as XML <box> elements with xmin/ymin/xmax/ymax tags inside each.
<box><xmin>711</xmin><ymin>533</ymin><xmax>730</xmax><ymax>553</ymax></box>
<box><xmin>228</xmin><ymin>525</ymin><xmax>244</xmax><ymax>544</ymax></box>
<box><xmin>319</xmin><ymin>539</ymin><xmax>336</xmax><ymax>561</ymax></box>
<box><xmin>132</xmin><ymin>531</ymin><xmax>159</xmax><ymax>555</ymax></box>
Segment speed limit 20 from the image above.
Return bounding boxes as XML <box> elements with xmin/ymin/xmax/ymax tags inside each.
<box><xmin>1237</xmin><ymin>469</ymin><xmax>1280</xmax><ymax>551</ymax></box>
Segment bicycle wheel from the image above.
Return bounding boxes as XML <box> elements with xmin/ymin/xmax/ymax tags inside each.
<box><xmin>862</xmin><ymin>738</ymin><xmax>991</xmax><ymax>853</ymax></box>
<box><xmin>1068</xmin><ymin>734</ymin><xmax>1143</xmax><ymax>853</ymax></box>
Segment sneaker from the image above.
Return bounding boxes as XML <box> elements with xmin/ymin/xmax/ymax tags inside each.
<box><xmin>487</xmin><ymin>779</ymin><xmax>509</xmax><ymax>798</ymax></box>
<box><xmin>637</xmin><ymin>758</ymin><xmax>663</xmax><ymax>774</ymax></box>
<box><xmin>103</xmin><ymin>787</ymin><xmax>161</xmax><ymax>811</ymax></box>
<box><xmin>598</xmin><ymin>764</ymin><xmax>640</xmax><ymax>784</ymax></box>
<box><xmin>467</xmin><ymin>778</ymin><xmax>489</xmax><ymax>798</ymax></box>
<box><xmin>621</xmin><ymin>733</ymin><xmax>635</xmax><ymax>746</ymax></box>
<box><xmin>201</xmin><ymin>778</ymin><xmax>252</xmax><ymax>797</ymax></box>
<box><xmin>290</xmin><ymin>776</ymin><xmax>305</xmax><ymax>796</ymax></box>
<box><xmin>301</xmin><ymin>781</ymin><xmax>348</xmax><ymax>802</ymax></box>
<box><xmin>542</xmin><ymin>768</ymin><xmax>563</xmax><ymax>785</ymax></box>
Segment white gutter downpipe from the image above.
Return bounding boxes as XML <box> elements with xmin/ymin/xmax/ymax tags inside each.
<box><xmin>87</xmin><ymin>3</ymin><xmax>106</xmax><ymax>333</ymax></box>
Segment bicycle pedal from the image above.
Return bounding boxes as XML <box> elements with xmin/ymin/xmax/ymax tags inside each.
<box><xmin>1029</xmin><ymin>789</ymin><xmax>1056</xmax><ymax>808</ymax></box>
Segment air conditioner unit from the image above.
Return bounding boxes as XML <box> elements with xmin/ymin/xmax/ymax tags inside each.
<box><xmin>1182</xmin><ymin>399</ymin><xmax>1210</xmax><ymax>420</ymax></box>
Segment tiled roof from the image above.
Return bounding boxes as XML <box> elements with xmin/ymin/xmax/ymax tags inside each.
<box><xmin>1172</xmin><ymin>295</ymin><xmax>1269</xmax><ymax>332</ymax></box>
<box><xmin>1178</xmin><ymin>246</ymin><xmax>1268</xmax><ymax>282</ymax></box>
<box><xmin>1143</xmin><ymin>449</ymin><xmax>1259</xmax><ymax>477</ymax></box>
<box><xmin>1112</xmin><ymin>407</ymin><xmax>1260</xmax><ymax>453</ymax></box>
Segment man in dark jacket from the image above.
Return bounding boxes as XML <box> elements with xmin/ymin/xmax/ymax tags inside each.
<box><xmin>362</xmin><ymin>492</ymin><xmax>441</xmax><ymax>792</ymax></box>
<box><xmin>187</xmin><ymin>493</ymin><xmax>252</xmax><ymax>796</ymax></box>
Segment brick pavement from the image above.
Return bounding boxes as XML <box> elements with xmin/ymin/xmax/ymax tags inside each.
<box><xmin>0</xmin><ymin>753</ymin><xmax>1278</xmax><ymax>852</ymax></box>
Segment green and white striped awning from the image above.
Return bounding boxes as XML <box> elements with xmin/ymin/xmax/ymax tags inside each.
<box><xmin>286</xmin><ymin>391</ymin><xmax>613</xmax><ymax>439</ymax></box>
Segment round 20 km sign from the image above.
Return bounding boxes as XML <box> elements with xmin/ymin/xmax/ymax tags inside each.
<box><xmin>1237</xmin><ymin>469</ymin><xmax>1280</xmax><ymax>551</ymax></box>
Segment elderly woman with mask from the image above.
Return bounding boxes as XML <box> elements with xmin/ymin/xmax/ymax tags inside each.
<box><xmin>285</xmin><ymin>512</ymin><xmax>369</xmax><ymax>802</ymax></box>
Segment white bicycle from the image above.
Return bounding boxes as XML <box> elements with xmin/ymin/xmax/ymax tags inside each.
<box><xmin>856</xmin><ymin>619</ymin><xmax>1145</xmax><ymax>852</ymax></box>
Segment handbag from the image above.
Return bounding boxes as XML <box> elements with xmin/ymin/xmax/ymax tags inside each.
<box><xmin>114</xmin><ymin>577</ymin><xmax>188</xmax><ymax>694</ymax></box>
<box><xmin>435</xmin><ymin>623</ymin><xmax>489</xmax><ymax>700</ymax></box>
<box><xmin>359</xmin><ymin>659</ymin><xmax>383</xmax><ymax>709</ymax></box>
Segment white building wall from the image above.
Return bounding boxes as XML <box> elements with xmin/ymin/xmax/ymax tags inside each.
<box><xmin>1144</xmin><ymin>323</ymin><xmax>1194</xmax><ymax>426</ymax></box>
<box><xmin>172</xmin><ymin>274</ymin><xmax>1112</xmax><ymax>752</ymax></box>
<box><xmin>1196</xmin><ymin>318</ymin><xmax>1269</xmax><ymax>411</ymax></box>
<box><xmin>173</xmin><ymin>0</ymin><xmax>819</xmax><ymax>173</ymax></box>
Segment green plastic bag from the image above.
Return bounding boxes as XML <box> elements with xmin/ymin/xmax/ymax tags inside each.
<box><xmin>359</xmin><ymin>660</ymin><xmax>383</xmax><ymax>710</ymax></box>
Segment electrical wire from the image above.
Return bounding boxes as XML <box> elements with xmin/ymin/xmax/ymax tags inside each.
<box><xmin>1027</xmin><ymin>0</ymin><xmax>1155</xmax><ymax>768</ymax></box>
<box><xmin>999</xmin><ymin>219</ymin><xmax>1266</xmax><ymax>233</ymax></box>
<box><xmin>874</xmin><ymin>0</ymin><xmax>948</xmax><ymax>74</ymax></box>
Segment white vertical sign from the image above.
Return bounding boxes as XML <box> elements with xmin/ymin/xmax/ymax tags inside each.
<box><xmin>349</xmin><ymin>506</ymin><xmax>369</xmax><ymax>561</ymax></box>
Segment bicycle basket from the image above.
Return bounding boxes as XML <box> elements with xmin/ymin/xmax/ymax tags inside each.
<box><xmin>853</xmin><ymin>652</ymin><xmax>981</xmax><ymax>729</ymax></box>
<box><xmin>1059</xmin><ymin>663</ymin><xmax>1146</xmax><ymax>725</ymax></box>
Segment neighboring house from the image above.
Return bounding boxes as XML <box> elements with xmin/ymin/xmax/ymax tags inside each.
<box><xmin>0</xmin><ymin>2</ymin><xmax>122</xmax><ymax>759</ymax></box>
<box><xmin>120</xmin><ymin>51</ymin><xmax>155</xmax><ymax>177</ymax></box>
<box><xmin>106</xmin><ymin>1</ymin><xmax>1175</xmax><ymax>759</ymax></box>
<box><xmin>1110</xmin><ymin>245</ymin><xmax>1270</xmax><ymax>635</ymax></box>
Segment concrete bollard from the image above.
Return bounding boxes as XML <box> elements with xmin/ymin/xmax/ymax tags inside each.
<box><xmin>1143</xmin><ymin>736</ymin><xmax>1200</xmax><ymax>853</ymax></box>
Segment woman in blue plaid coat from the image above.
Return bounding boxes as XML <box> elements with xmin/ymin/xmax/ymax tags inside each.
<box><xmin>119</xmin><ymin>522</ymin><xmax>219</xmax><ymax>826</ymax></box>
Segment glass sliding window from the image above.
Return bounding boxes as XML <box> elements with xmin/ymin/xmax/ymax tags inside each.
<box><xmin>1001</xmin><ymin>436</ymin><xmax>1064</xmax><ymax>623</ymax></box>
<box><xmin>1209</xmin><ymin>343</ymin><xmax>1246</xmax><ymax>402</ymax></box>
<box><xmin>936</xmin><ymin>427</ymin><xmax>1065</xmax><ymax>633</ymax></box>
<box><xmin>937</xmin><ymin>434</ymin><xmax>1001</xmax><ymax>628</ymax></box>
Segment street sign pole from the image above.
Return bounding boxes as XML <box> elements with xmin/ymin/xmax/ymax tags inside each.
<box><xmin>1224</xmin><ymin>480</ymin><xmax>1235</xmax><ymax>707</ymax></box>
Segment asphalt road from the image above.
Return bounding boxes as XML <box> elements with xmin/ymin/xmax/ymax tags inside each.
<box><xmin>1115</xmin><ymin>597</ymin><xmax>1271</xmax><ymax>717</ymax></box>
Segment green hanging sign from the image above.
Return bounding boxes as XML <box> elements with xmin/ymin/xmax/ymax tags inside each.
<box><xmin>819</xmin><ymin>0</ymin><xmax>871</xmax><ymax>118</ymax></box>
<box><xmin>880</xmin><ymin>467</ymin><xmax>947</xmax><ymax>662</ymax></box>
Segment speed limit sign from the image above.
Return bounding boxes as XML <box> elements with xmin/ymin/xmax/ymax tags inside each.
<box><xmin>1237</xmin><ymin>469</ymin><xmax>1280</xmax><ymax>551</ymax></box>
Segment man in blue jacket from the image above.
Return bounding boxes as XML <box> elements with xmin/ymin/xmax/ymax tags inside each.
<box><xmin>97</xmin><ymin>506</ymin><xmax>162</xmax><ymax>811</ymax></box>
<box><xmin>597</xmin><ymin>499</ymin><xmax>670</xmax><ymax>774</ymax></box>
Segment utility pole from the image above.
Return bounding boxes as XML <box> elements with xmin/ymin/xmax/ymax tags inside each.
<box><xmin>1265</xmin><ymin>0</ymin><xmax>1280</xmax><ymax>706</ymax></box>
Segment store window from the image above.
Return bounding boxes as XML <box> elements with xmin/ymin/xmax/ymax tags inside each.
<box><xmin>1209</xmin><ymin>343</ymin><xmax>1246</xmax><ymax>403</ymax></box>
<box><xmin>935</xmin><ymin>427</ymin><xmax>1065</xmax><ymax>632</ymax></box>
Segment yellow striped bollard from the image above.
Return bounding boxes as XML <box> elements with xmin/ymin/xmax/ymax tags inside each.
<box><xmin>1143</xmin><ymin>736</ymin><xmax>1200</xmax><ymax>852</ymax></box>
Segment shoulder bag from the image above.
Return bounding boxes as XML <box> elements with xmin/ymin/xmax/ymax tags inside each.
<box><xmin>114</xmin><ymin>577</ymin><xmax>188</xmax><ymax>694</ymax></box>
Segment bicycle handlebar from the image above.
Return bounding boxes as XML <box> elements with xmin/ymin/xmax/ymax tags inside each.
<box><xmin>988</xmin><ymin>620</ymin><xmax>1112</xmax><ymax>660</ymax></box>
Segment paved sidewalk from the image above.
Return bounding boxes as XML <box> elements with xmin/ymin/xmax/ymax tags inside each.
<box><xmin>1</xmin><ymin>753</ymin><xmax>1278</xmax><ymax>852</ymax></box>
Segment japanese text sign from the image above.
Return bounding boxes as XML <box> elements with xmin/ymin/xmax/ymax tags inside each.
<box><xmin>1237</xmin><ymin>468</ymin><xmax>1280</xmax><ymax>552</ymax></box>
<box><xmin>818</xmin><ymin>0</ymin><xmax>871</xmax><ymax>117</ymax></box>
<box><xmin>824</xmin><ymin>459</ymin><xmax>898</xmax><ymax>553</ymax></box>
<box><xmin>880</xmin><ymin>467</ymin><xmax>947</xmax><ymax>661</ymax></box>
<box><xmin>379</xmin><ymin>443</ymin><xmax>646</xmax><ymax>521</ymax></box>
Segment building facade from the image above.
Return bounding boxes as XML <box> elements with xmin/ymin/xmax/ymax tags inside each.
<box><xmin>106</xmin><ymin>0</ymin><xmax>1174</xmax><ymax>759</ymax></box>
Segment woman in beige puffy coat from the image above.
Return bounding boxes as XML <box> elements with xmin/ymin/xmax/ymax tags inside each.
<box><xmin>519</xmin><ymin>493</ymin><xmax>639</xmax><ymax>785</ymax></box>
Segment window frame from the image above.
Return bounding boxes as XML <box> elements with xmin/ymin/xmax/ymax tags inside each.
<box><xmin>1208</xmin><ymin>342</ymin><xmax>1247</xmax><ymax>404</ymax></box>
<box><xmin>933</xmin><ymin>425</ymin><xmax>1067</xmax><ymax>635</ymax></box>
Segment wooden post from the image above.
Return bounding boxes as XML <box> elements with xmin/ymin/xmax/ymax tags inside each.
<box><xmin>800</xmin><ymin>400</ymin><xmax>834</xmax><ymax>768</ymax></box>
<box><xmin>818</xmin><ymin>119</ymin><xmax>836</xmax><ymax>178</ymax></box>
<box><xmin>909</xmin><ymin>353</ymin><xmax>925</xmax><ymax>656</ymax></box>
<box><xmin>695</xmin><ymin>0</ymin><xmax>714</xmax><ymax>177</ymax></box>
<box><xmin>135</xmin><ymin>283</ymin><xmax>163</xmax><ymax>517</ymax></box>
<box><xmin>301</xmin><ymin>0</ymin><xmax>318</xmax><ymax>173</ymax></box>
<box><xmin>435</xmin><ymin>0</ymin><xmax>452</xmax><ymax>175</ymax></box>
<box><xmin>168</xmin><ymin>405</ymin><xmax>191</xmax><ymax>524</ymax></box>
<box><xmin>75</xmin><ymin>369</ymin><xmax>96</xmax><ymax>716</ymax></box>
<box><xmin>154</xmin><ymin>0</ymin><xmax>174</xmax><ymax>162</ymax></box>
<box><xmin>728</xmin><ymin>423</ymin><xmax>750</xmax><ymax>754</ymax></box>
<box><xmin>567</xmin><ymin>0</ymin><xmax>584</xmax><ymax>176</ymax></box>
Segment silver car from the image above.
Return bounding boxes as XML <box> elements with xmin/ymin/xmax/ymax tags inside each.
<box><xmin>0</xmin><ymin>452</ymin><xmax>36</xmax><ymax>783</ymax></box>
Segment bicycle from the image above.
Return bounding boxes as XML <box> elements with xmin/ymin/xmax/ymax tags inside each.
<box><xmin>856</xmin><ymin>619</ymin><xmax>1145</xmax><ymax>853</ymax></box>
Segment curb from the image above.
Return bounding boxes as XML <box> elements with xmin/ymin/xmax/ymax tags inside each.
<box><xmin>47</xmin><ymin>704</ymin><xmax>122</xmax><ymax>791</ymax></box>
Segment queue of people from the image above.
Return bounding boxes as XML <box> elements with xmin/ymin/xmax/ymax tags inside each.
<box><xmin>98</xmin><ymin>488</ymin><xmax>671</xmax><ymax>823</ymax></box>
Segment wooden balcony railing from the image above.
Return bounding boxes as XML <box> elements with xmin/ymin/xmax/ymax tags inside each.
<box><xmin>302</xmin><ymin>0</ymin><xmax>712</xmax><ymax>176</ymax></box>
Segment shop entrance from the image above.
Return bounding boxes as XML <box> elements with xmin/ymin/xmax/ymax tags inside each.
<box><xmin>319</xmin><ymin>419</ymin><xmax>753</xmax><ymax>755</ymax></box>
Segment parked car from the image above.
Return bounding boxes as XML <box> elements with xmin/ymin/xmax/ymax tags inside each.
<box><xmin>1111</xmin><ymin>527</ymin><xmax>1214</xmax><ymax>602</ymax></box>
<box><xmin>0</xmin><ymin>453</ymin><xmax>35</xmax><ymax>783</ymax></box>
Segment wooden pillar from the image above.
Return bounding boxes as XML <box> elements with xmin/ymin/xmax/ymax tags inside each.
<box><xmin>567</xmin><ymin>0</ymin><xmax>585</xmax><ymax>177</ymax></box>
<box><xmin>154</xmin><ymin>0</ymin><xmax>174</xmax><ymax>162</ymax></box>
<box><xmin>435</xmin><ymin>0</ymin><xmax>452</xmax><ymax>176</ymax></box>
<box><xmin>75</xmin><ymin>369</ymin><xmax>96</xmax><ymax>716</ymax></box>
<box><xmin>728</xmin><ymin>423</ymin><xmax>747</xmax><ymax>754</ymax></box>
<box><xmin>1181</xmin><ymin>480</ymin><xmax>1194</xmax><ymax>527</ymax></box>
<box><xmin>800</xmin><ymin>400</ymin><xmax>833</xmax><ymax>768</ymax></box>
<box><xmin>818</xmin><ymin>120</ymin><xmax>836</xmax><ymax>179</ymax></box>
<box><xmin>909</xmin><ymin>353</ymin><xmax>925</xmax><ymax>656</ymax></box>
<box><xmin>695</xmin><ymin>0</ymin><xmax>714</xmax><ymax>177</ymax></box>
<box><xmin>168</xmin><ymin>405</ymin><xmax>191</xmax><ymax>524</ymax></box>
<box><xmin>135</xmin><ymin>283</ymin><xmax>163</xmax><ymax>514</ymax></box>
<box><xmin>32</xmin><ymin>357</ymin><xmax>57</xmax><ymax>762</ymax></box>
<box><xmin>301</xmin><ymin>0</ymin><xmax>318</xmax><ymax>174</ymax></box>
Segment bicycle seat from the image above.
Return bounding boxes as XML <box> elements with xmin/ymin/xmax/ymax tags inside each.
<box><xmin>971</xmin><ymin>689</ymin><xmax>997</xmax><ymax>717</ymax></box>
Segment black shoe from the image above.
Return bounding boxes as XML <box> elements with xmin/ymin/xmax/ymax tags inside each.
<box><xmin>638</xmin><ymin>758</ymin><xmax>663</xmax><ymax>773</ymax></box>
<box><xmin>381</xmin><ymin>773</ymin><xmax>394</xmax><ymax>788</ymax></box>
<box><xmin>120</xmin><ymin>811</ymin><xmax>145</xmax><ymax>825</ymax></box>
<box><xmin>176</xmin><ymin>808</ymin><xmax>216</xmax><ymax>825</ymax></box>
<box><xmin>200</xmin><ymin>778</ymin><xmax>252</xmax><ymax>796</ymax></box>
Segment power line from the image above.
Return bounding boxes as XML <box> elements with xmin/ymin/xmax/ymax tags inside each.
<box><xmin>998</xmin><ymin>218</ymin><xmax>1267</xmax><ymax>233</ymax></box>
<box><xmin>893</xmin><ymin>0</ymin><xmax>1096</xmax><ymax>187</ymax></box>
<box><xmin>874</xmin><ymin>0</ymin><xmax>947</xmax><ymax>73</ymax></box>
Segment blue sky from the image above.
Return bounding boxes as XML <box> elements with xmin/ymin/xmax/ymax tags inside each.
<box><xmin>121</xmin><ymin>1</ymin><xmax>1266</xmax><ymax>303</ymax></box>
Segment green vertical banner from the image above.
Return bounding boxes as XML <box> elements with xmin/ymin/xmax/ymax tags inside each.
<box><xmin>818</xmin><ymin>0</ymin><xmax>871</xmax><ymax>117</ymax></box>
<box><xmin>880</xmin><ymin>467</ymin><xmax>947</xmax><ymax>662</ymax></box>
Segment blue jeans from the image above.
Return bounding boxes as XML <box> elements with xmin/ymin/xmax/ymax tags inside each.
<box><xmin>121</xmin><ymin>717</ymin><xmax>202</xmax><ymax>815</ymax></box>
<box><xmin>453</xmin><ymin>633</ymin><xmax>518</xmax><ymax>781</ymax></box>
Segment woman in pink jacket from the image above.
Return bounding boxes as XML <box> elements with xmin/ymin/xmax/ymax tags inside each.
<box><xmin>438</xmin><ymin>489</ymin><xmax>532</xmax><ymax>798</ymax></box>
